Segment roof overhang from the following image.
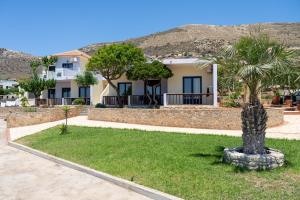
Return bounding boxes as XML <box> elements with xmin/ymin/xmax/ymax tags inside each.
<box><xmin>162</xmin><ymin>58</ymin><xmax>213</xmax><ymax>69</ymax></box>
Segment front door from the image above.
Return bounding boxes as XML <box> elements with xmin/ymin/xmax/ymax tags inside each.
<box><xmin>62</xmin><ymin>88</ymin><xmax>71</xmax><ymax>98</ymax></box>
<box><xmin>48</xmin><ymin>89</ymin><xmax>55</xmax><ymax>99</ymax></box>
<box><xmin>117</xmin><ymin>82</ymin><xmax>132</xmax><ymax>105</ymax></box>
<box><xmin>145</xmin><ymin>80</ymin><xmax>161</xmax><ymax>105</ymax></box>
<box><xmin>183</xmin><ymin>76</ymin><xmax>202</xmax><ymax>104</ymax></box>
<box><xmin>79</xmin><ymin>86</ymin><xmax>90</xmax><ymax>105</ymax></box>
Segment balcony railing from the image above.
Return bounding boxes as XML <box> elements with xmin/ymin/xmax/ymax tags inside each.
<box><xmin>130</xmin><ymin>95</ymin><xmax>163</xmax><ymax>106</ymax></box>
<box><xmin>103</xmin><ymin>96</ymin><xmax>128</xmax><ymax>106</ymax></box>
<box><xmin>44</xmin><ymin>69</ymin><xmax>81</xmax><ymax>80</ymax></box>
<box><xmin>36</xmin><ymin>98</ymin><xmax>90</xmax><ymax>106</ymax></box>
<box><xmin>102</xmin><ymin>93</ymin><xmax>213</xmax><ymax>106</ymax></box>
<box><xmin>166</xmin><ymin>93</ymin><xmax>213</xmax><ymax>105</ymax></box>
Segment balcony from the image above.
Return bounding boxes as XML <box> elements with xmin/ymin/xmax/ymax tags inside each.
<box><xmin>43</xmin><ymin>68</ymin><xmax>80</xmax><ymax>80</ymax></box>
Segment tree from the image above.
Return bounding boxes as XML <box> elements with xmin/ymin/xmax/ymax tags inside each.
<box><xmin>19</xmin><ymin>61</ymin><xmax>56</xmax><ymax>100</ymax></box>
<box><xmin>86</xmin><ymin>43</ymin><xmax>146</xmax><ymax>106</ymax></box>
<box><xmin>41</xmin><ymin>56</ymin><xmax>58</xmax><ymax>70</ymax></box>
<box><xmin>219</xmin><ymin>34</ymin><xmax>295</xmax><ymax>154</ymax></box>
<box><xmin>126</xmin><ymin>60</ymin><xmax>173</xmax><ymax>107</ymax></box>
<box><xmin>75</xmin><ymin>71</ymin><xmax>98</xmax><ymax>87</ymax></box>
<box><xmin>60</xmin><ymin>105</ymin><xmax>70</xmax><ymax>134</ymax></box>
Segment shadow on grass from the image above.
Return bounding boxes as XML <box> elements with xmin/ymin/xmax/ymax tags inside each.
<box><xmin>189</xmin><ymin>146</ymin><xmax>226</xmax><ymax>165</ymax></box>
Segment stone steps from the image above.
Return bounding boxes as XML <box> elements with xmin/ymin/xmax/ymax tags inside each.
<box><xmin>79</xmin><ymin>106</ymin><xmax>90</xmax><ymax>116</ymax></box>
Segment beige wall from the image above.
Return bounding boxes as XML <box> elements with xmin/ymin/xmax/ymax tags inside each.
<box><xmin>167</xmin><ymin>64</ymin><xmax>213</xmax><ymax>94</ymax></box>
<box><xmin>70</xmin><ymin>80</ymin><xmax>78</xmax><ymax>98</ymax></box>
<box><xmin>91</xmin><ymin>81</ymin><xmax>103</xmax><ymax>105</ymax></box>
<box><xmin>79</xmin><ymin>56</ymin><xmax>90</xmax><ymax>72</ymax></box>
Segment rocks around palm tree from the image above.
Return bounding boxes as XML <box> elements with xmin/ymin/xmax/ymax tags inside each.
<box><xmin>219</xmin><ymin>33</ymin><xmax>296</xmax><ymax>170</ymax></box>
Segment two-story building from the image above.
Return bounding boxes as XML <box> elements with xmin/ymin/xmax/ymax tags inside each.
<box><xmin>41</xmin><ymin>50</ymin><xmax>105</xmax><ymax>105</ymax></box>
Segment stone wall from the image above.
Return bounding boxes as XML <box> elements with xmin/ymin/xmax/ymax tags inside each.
<box><xmin>0</xmin><ymin>107</ymin><xmax>25</xmax><ymax>119</ymax></box>
<box><xmin>88</xmin><ymin>107</ymin><xmax>283</xmax><ymax>130</ymax></box>
<box><xmin>6</xmin><ymin>106</ymin><xmax>82</xmax><ymax>128</ymax></box>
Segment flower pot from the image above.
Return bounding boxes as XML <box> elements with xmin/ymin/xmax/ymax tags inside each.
<box><xmin>285</xmin><ymin>99</ymin><xmax>293</xmax><ymax>107</ymax></box>
<box><xmin>272</xmin><ymin>96</ymin><xmax>280</xmax><ymax>105</ymax></box>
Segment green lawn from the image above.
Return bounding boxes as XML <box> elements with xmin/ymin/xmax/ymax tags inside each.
<box><xmin>16</xmin><ymin>126</ymin><xmax>300</xmax><ymax>200</ymax></box>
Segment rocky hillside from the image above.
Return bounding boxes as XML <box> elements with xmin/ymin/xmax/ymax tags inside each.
<box><xmin>80</xmin><ymin>23</ymin><xmax>300</xmax><ymax>59</ymax></box>
<box><xmin>0</xmin><ymin>48</ymin><xmax>39</xmax><ymax>80</ymax></box>
<box><xmin>1</xmin><ymin>23</ymin><xmax>300</xmax><ymax>80</ymax></box>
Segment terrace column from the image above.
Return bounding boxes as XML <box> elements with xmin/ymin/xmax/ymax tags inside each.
<box><xmin>163</xmin><ymin>93</ymin><xmax>168</xmax><ymax>106</ymax></box>
<box><xmin>128</xmin><ymin>95</ymin><xmax>131</xmax><ymax>106</ymax></box>
<box><xmin>213</xmin><ymin>64</ymin><xmax>218</xmax><ymax>107</ymax></box>
<box><xmin>90</xmin><ymin>85</ymin><xmax>93</xmax><ymax>105</ymax></box>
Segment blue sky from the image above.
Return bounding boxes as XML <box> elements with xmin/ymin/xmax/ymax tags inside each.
<box><xmin>0</xmin><ymin>0</ymin><xmax>299</xmax><ymax>56</ymax></box>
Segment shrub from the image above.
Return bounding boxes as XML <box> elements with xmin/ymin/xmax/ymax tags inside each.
<box><xmin>72</xmin><ymin>98</ymin><xmax>85</xmax><ymax>105</ymax></box>
<box><xmin>222</xmin><ymin>92</ymin><xmax>241</xmax><ymax>108</ymax></box>
<box><xmin>95</xmin><ymin>103</ymin><xmax>106</xmax><ymax>108</ymax></box>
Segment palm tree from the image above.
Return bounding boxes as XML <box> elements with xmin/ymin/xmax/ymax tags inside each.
<box><xmin>219</xmin><ymin>34</ymin><xmax>295</xmax><ymax>154</ymax></box>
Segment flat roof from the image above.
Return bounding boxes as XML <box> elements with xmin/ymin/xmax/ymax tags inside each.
<box><xmin>162</xmin><ymin>58</ymin><xmax>212</xmax><ymax>65</ymax></box>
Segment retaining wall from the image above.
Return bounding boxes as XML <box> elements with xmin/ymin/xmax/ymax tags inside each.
<box><xmin>5</xmin><ymin>106</ymin><xmax>82</xmax><ymax>128</ymax></box>
<box><xmin>88</xmin><ymin>107</ymin><xmax>283</xmax><ymax>130</ymax></box>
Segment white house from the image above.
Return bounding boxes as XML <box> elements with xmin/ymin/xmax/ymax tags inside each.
<box><xmin>41</xmin><ymin>50</ymin><xmax>105</xmax><ymax>105</ymax></box>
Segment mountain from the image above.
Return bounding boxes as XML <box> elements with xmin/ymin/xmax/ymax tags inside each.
<box><xmin>1</xmin><ymin>23</ymin><xmax>300</xmax><ymax>80</ymax></box>
<box><xmin>0</xmin><ymin>48</ymin><xmax>39</xmax><ymax>80</ymax></box>
<box><xmin>80</xmin><ymin>23</ymin><xmax>300</xmax><ymax>59</ymax></box>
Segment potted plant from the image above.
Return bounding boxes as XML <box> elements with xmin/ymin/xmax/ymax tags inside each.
<box><xmin>271</xmin><ymin>90</ymin><xmax>281</xmax><ymax>105</ymax></box>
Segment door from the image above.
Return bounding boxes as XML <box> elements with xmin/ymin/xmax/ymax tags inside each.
<box><xmin>145</xmin><ymin>80</ymin><xmax>161</xmax><ymax>105</ymax></box>
<box><xmin>62</xmin><ymin>88</ymin><xmax>71</xmax><ymax>98</ymax></box>
<box><xmin>117</xmin><ymin>82</ymin><xmax>132</xmax><ymax>105</ymax></box>
<box><xmin>48</xmin><ymin>89</ymin><xmax>56</xmax><ymax>99</ymax></box>
<box><xmin>183</xmin><ymin>76</ymin><xmax>202</xmax><ymax>104</ymax></box>
<box><xmin>79</xmin><ymin>86</ymin><xmax>90</xmax><ymax>105</ymax></box>
<box><xmin>79</xmin><ymin>87</ymin><xmax>90</xmax><ymax>98</ymax></box>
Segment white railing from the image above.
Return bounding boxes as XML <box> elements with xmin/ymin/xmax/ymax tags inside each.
<box><xmin>44</xmin><ymin>69</ymin><xmax>81</xmax><ymax>80</ymax></box>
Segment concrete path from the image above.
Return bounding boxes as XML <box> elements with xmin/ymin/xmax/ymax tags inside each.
<box><xmin>9</xmin><ymin>115</ymin><xmax>300</xmax><ymax>141</ymax></box>
<box><xmin>0</xmin><ymin>119</ymin><xmax>150</xmax><ymax>200</ymax></box>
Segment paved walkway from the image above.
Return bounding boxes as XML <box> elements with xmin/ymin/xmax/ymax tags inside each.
<box><xmin>9</xmin><ymin>115</ymin><xmax>300</xmax><ymax>141</ymax></box>
<box><xmin>0</xmin><ymin>119</ymin><xmax>150</xmax><ymax>200</ymax></box>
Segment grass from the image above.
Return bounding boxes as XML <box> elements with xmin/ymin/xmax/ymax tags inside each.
<box><xmin>16</xmin><ymin>126</ymin><xmax>300</xmax><ymax>200</ymax></box>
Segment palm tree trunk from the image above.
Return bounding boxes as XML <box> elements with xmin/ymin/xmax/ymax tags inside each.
<box><xmin>241</xmin><ymin>100</ymin><xmax>268</xmax><ymax>154</ymax></box>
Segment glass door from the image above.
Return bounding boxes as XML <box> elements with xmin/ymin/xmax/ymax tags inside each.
<box><xmin>183</xmin><ymin>76</ymin><xmax>202</xmax><ymax>104</ymax></box>
<box><xmin>62</xmin><ymin>88</ymin><xmax>71</xmax><ymax>98</ymax></box>
<box><xmin>48</xmin><ymin>89</ymin><xmax>56</xmax><ymax>99</ymax></box>
<box><xmin>145</xmin><ymin>80</ymin><xmax>161</xmax><ymax>105</ymax></box>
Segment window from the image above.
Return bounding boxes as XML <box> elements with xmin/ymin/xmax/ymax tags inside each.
<box><xmin>62</xmin><ymin>88</ymin><xmax>71</xmax><ymax>98</ymax></box>
<box><xmin>183</xmin><ymin>77</ymin><xmax>202</xmax><ymax>93</ymax></box>
<box><xmin>62</xmin><ymin>63</ymin><xmax>73</xmax><ymax>69</ymax></box>
<box><xmin>48</xmin><ymin>89</ymin><xmax>56</xmax><ymax>99</ymax></box>
<box><xmin>118</xmin><ymin>82</ymin><xmax>132</xmax><ymax>96</ymax></box>
<box><xmin>79</xmin><ymin>87</ymin><xmax>90</xmax><ymax>98</ymax></box>
<box><xmin>49</xmin><ymin>65</ymin><xmax>55</xmax><ymax>71</ymax></box>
